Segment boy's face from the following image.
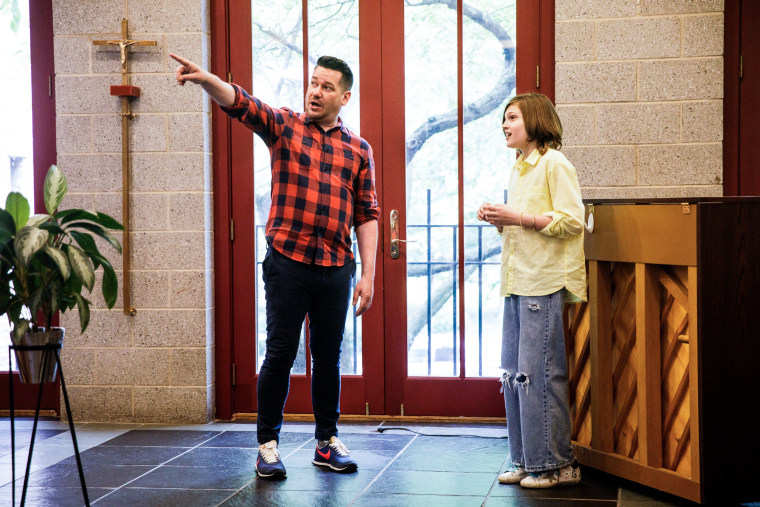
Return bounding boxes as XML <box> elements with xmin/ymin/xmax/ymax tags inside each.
<box><xmin>305</xmin><ymin>66</ymin><xmax>351</xmax><ymax>129</ymax></box>
<box><xmin>502</xmin><ymin>104</ymin><xmax>534</xmax><ymax>154</ymax></box>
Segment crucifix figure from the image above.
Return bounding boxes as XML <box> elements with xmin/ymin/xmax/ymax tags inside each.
<box><xmin>93</xmin><ymin>19</ymin><xmax>157</xmax><ymax>316</ymax></box>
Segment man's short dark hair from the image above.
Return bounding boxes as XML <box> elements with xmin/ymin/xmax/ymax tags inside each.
<box><xmin>316</xmin><ymin>56</ymin><xmax>353</xmax><ymax>91</ymax></box>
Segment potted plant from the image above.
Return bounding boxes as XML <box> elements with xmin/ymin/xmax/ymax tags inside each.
<box><xmin>0</xmin><ymin>165</ymin><xmax>123</xmax><ymax>383</ymax></box>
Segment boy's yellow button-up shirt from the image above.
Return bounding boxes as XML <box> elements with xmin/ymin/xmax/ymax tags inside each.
<box><xmin>499</xmin><ymin>148</ymin><xmax>587</xmax><ymax>302</ymax></box>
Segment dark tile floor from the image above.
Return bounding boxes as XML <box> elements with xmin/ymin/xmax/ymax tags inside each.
<box><xmin>0</xmin><ymin>418</ymin><xmax>738</xmax><ymax>506</ymax></box>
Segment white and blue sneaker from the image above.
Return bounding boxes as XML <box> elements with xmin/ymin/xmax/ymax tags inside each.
<box><xmin>312</xmin><ymin>436</ymin><xmax>358</xmax><ymax>473</ymax></box>
<box><xmin>256</xmin><ymin>440</ymin><xmax>286</xmax><ymax>480</ymax></box>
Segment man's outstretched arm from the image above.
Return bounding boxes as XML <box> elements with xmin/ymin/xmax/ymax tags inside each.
<box><xmin>170</xmin><ymin>53</ymin><xmax>236</xmax><ymax>107</ymax></box>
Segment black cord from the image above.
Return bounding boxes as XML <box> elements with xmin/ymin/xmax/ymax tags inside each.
<box><xmin>375</xmin><ymin>426</ymin><xmax>508</xmax><ymax>439</ymax></box>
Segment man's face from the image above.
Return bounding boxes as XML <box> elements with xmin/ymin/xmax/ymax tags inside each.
<box><xmin>305</xmin><ymin>66</ymin><xmax>351</xmax><ymax>129</ymax></box>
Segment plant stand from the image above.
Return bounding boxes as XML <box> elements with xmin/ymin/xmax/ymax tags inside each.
<box><xmin>8</xmin><ymin>343</ymin><xmax>89</xmax><ymax>506</ymax></box>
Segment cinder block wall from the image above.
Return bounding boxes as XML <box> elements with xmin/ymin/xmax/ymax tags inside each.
<box><xmin>555</xmin><ymin>0</ymin><xmax>724</xmax><ymax>199</ymax></box>
<box><xmin>53</xmin><ymin>0</ymin><xmax>214</xmax><ymax>423</ymax></box>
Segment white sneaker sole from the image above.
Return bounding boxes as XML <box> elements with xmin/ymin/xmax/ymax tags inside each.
<box><xmin>312</xmin><ymin>459</ymin><xmax>358</xmax><ymax>473</ymax></box>
<box><xmin>255</xmin><ymin>465</ymin><xmax>286</xmax><ymax>479</ymax></box>
<box><xmin>498</xmin><ymin>473</ymin><xmax>528</xmax><ymax>484</ymax></box>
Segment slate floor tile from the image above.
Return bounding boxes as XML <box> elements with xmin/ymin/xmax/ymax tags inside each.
<box><xmin>366</xmin><ymin>469</ymin><xmax>497</xmax><ymax>497</ymax></box>
<box><xmin>164</xmin><ymin>446</ymin><xmax>259</xmax><ymax>468</ymax></box>
<box><xmin>353</xmin><ymin>494</ymin><xmax>486</xmax><ymax>507</ymax></box>
<box><xmin>0</xmin><ymin>485</ymin><xmax>114</xmax><ymax>506</ymax></box>
<box><xmin>94</xmin><ymin>486</ymin><xmax>234</xmax><ymax>506</ymax></box>
<box><xmin>388</xmin><ymin>448</ymin><xmax>508</xmax><ymax>473</ymax></box>
<box><xmin>221</xmin><ymin>488</ymin><xmax>356</xmax><ymax>507</ymax></box>
<box><xmin>59</xmin><ymin>444</ymin><xmax>185</xmax><ymax>466</ymax></box>
<box><xmin>21</xmin><ymin>463</ymin><xmax>153</xmax><ymax>488</ymax></box>
<box><xmin>99</xmin><ymin>430</ymin><xmax>220</xmax><ymax>447</ymax></box>
<box><xmin>130</xmin><ymin>464</ymin><xmax>255</xmax><ymax>490</ymax></box>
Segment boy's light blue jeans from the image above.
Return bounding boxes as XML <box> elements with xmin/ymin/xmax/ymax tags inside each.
<box><xmin>501</xmin><ymin>291</ymin><xmax>575</xmax><ymax>472</ymax></box>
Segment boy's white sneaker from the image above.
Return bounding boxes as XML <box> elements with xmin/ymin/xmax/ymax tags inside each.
<box><xmin>498</xmin><ymin>466</ymin><xmax>529</xmax><ymax>484</ymax></box>
<box><xmin>519</xmin><ymin>464</ymin><xmax>581</xmax><ymax>488</ymax></box>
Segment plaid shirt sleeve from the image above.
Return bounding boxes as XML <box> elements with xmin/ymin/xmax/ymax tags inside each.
<box><xmin>354</xmin><ymin>142</ymin><xmax>380</xmax><ymax>226</ymax></box>
<box><xmin>219</xmin><ymin>84</ymin><xmax>287</xmax><ymax>145</ymax></box>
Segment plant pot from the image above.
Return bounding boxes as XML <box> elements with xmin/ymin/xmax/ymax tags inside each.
<box><xmin>13</xmin><ymin>328</ymin><xmax>65</xmax><ymax>384</ymax></box>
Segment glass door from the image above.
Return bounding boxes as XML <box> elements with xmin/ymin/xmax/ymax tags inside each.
<box><xmin>382</xmin><ymin>0</ymin><xmax>519</xmax><ymax>416</ymax></box>
<box><xmin>228</xmin><ymin>0</ymin><xmax>384</xmax><ymax>415</ymax></box>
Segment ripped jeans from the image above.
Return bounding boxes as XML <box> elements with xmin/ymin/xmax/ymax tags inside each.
<box><xmin>500</xmin><ymin>291</ymin><xmax>574</xmax><ymax>472</ymax></box>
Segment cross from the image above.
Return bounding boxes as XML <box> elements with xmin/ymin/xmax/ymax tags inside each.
<box><xmin>93</xmin><ymin>18</ymin><xmax>158</xmax><ymax>75</ymax></box>
<box><xmin>93</xmin><ymin>19</ymin><xmax>157</xmax><ymax>317</ymax></box>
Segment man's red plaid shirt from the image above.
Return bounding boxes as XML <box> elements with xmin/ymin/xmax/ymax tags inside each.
<box><xmin>221</xmin><ymin>84</ymin><xmax>380</xmax><ymax>267</ymax></box>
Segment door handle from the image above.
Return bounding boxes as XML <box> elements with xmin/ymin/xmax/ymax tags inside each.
<box><xmin>389</xmin><ymin>209</ymin><xmax>416</xmax><ymax>259</ymax></box>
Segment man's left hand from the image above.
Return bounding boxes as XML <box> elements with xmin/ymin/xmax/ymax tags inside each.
<box><xmin>352</xmin><ymin>277</ymin><xmax>374</xmax><ymax>316</ymax></box>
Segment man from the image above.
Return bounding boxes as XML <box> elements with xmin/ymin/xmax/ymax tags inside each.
<box><xmin>171</xmin><ymin>53</ymin><xmax>379</xmax><ymax>479</ymax></box>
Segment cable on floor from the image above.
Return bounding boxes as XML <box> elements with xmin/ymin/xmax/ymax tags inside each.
<box><xmin>374</xmin><ymin>426</ymin><xmax>508</xmax><ymax>439</ymax></box>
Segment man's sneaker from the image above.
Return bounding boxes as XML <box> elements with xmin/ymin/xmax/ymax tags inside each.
<box><xmin>520</xmin><ymin>464</ymin><xmax>581</xmax><ymax>488</ymax></box>
<box><xmin>498</xmin><ymin>466</ymin><xmax>528</xmax><ymax>484</ymax></box>
<box><xmin>256</xmin><ymin>440</ymin><xmax>286</xmax><ymax>479</ymax></box>
<box><xmin>312</xmin><ymin>436</ymin><xmax>358</xmax><ymax>473</ymax></box>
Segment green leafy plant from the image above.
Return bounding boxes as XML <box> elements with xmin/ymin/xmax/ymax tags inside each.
<box><xmin>0</xmin><ymin>165</ymin><xmax>123</xmax><ymax>344</ymax></box>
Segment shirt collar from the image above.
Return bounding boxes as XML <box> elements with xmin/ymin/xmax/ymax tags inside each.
<box><xmin>304</xmin><ymin>114</ymin><xmax>348</xmax><ymax>134</ymax></box>
<box><xmin>515</xmin><ymin>149</ymin><xmax>541</xmax><ymax>174</ymax></box>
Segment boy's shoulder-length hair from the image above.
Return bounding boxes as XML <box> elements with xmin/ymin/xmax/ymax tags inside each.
<box><xmin>504</xmin><ymin>93</ymin><xmax>562</xmax><ymax>155</ymax></box>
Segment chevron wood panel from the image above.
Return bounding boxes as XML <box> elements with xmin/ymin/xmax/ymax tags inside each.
<box><xmin>610</xmin><ymin>263</ymin><xmax>639</xmax><ymax>459</ymax></box>
<box><xmin>658</xmin><ymin>265</ymin><xmax>692</xmax><ymax>477</ymax></box>
<box><xmin>566</xmin><ymin>300</ymin><xmax>591</xmax><ymax>446</ymax></box>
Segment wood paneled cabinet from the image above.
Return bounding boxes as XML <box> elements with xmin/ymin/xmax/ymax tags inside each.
<box><xmin>565</xmin><ymin>199</ymin><xmax>760</xmax><ymax>504</ymax></box>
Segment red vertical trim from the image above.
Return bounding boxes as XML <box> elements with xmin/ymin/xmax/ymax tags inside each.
<box><xmin>30</xmin><ymin>0</ymin><xmax>59</xmax><ymax>411</ymax></box>
<box><xmin>229</xmin><ymin>0</ymin><xmax>256</xmax><ymax>415</ymax></box>
<box><xmin>382</xmin><ymin>0</ymin><xmax>407</xmax><ymax>416</ymax></box>
<box><xmin>516</xmin><ymin>0</ymin><xmax>539</xmax><ymax>94</ymax></box>
<box><xmin>359</xmin><ymin>0</ymin><xmax>386</xmax><ymax>415</ymax></box>
<box><xmin>302</xmin><ymin>1</ymin><xmax>312</xmax><ymax>377</ymax></box>
<box><xmin>739</xmin><ymin>0</ymin><xmax>760</xmax><ymax>195</ymax></box>
<box><xmin>724</xmin><ymin>0</ymin><xmax>739</xmax><ymax>196</ymax></box>
<box><xmin>30</xmin><ymin>0</ymin><xmax>56</xmax><ymax>215</ymax></box>
<box><xmin>303</xmin><ymin>0</ymin><xmax>309</xmax><ymax>103</ymax></box>
<box><xmin>456</xmin><ymin>0</ymin><xmax>466</xmax><ymax>378</ymax></box>
<box><xmin>540</xmin><ymin>0</ymin><xmax>555</xmax><ymax>102</ymax></box>
<box><xmin>211</xmin><ymin>0</ymin><xmax>233</xmax><ymax>419</ymax></box>
<box><xmin>516</xmin><ymin>0</ymin><xmax>554</xmax><ymax>101</ymax></box>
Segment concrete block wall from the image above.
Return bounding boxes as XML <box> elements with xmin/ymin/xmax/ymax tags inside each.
<box><xmin>52</xmin><ymin>0</ymin><xmax>214</xmax><ymax>423</ymax></box>
<box><xmin>555</xmin><ymin>0</ymin><xmax>725</xmax><ymax>199</ymax></box>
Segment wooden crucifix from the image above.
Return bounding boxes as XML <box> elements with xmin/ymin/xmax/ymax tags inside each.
<box><xmin>93</xmin><ymin>19</ymin><xmax>157</xmax><ymax>317</ymax></box>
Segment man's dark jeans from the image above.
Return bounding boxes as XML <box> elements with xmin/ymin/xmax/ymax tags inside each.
<box><xmin>257</xmin><ymin>247</ymin><xmax>355</xmax><ymax>444</ymax></box>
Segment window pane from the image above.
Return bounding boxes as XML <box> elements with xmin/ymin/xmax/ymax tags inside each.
<box><xmin>251</xmin><ymin>0</ymin><xmax>363</xmax><ymax>375</ymax></box>
<box><xmin>0</xmin><ymin>0</ymin><xmax>33</xmax><ymax>372</ymax></box>
<box><xmin>463</xmin><ymin>0</ymin><xmax>516</xmax><ymax>377</ymax></box>
<box><xmin>308</xmin><ymin>0</ymin><xmax>362</xmax><ymax>375</ymax></box>
<box><xmin>251</xmin><ymin>0</ymin><xmax>307</xmax><ymax>373</ymax></box>
<box><xmin>308</xmin><ymin>0</ymin><xmax>360</xmax><ymax>133</ymax></box>
<box><xmin>405</xmin><ymin>2</ymin><xmax>459</xmax><ymax>377</ymax></box>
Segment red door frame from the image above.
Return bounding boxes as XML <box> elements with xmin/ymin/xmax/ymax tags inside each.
<box><xmin>724</xmin><ymin>0</ymin><xmax>740</xmax><ymax>196</ymax></box>
<box><xmin>0</xmin><ymin>0</ymin><xmax>59</xmax><ymax>413</ymax></box>
<box><xmin>724</xmin><ymin>0</ymin><xmax>760</xmax><ymax>196</ymax></box>
<box><xmin>213</xmin><ymin>0</ymin><xmax>554</xmax><ymax>419</ymax></box>
<box><xmin>214</xmin><ymin>0</ymin><xmax>387</xmax><ymax>418</ymax></box>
